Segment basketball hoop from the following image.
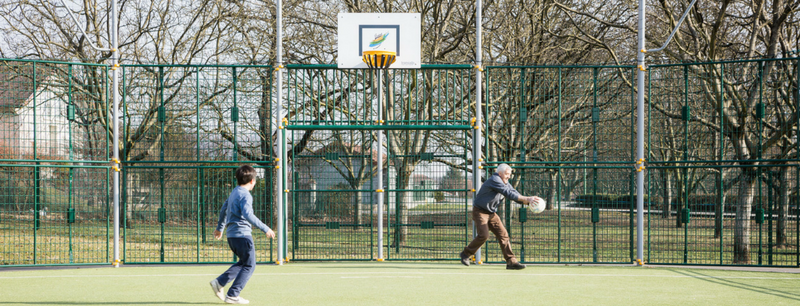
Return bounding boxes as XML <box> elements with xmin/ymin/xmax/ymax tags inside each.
<box><xmin>362</xmin><ymin>50</ymin><xmax>396</xmax><ymax>69</ymax></box>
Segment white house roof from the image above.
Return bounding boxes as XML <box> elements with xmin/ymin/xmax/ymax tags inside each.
<box><xmin>296</xmin><ymin>141</ymin><xmax>386</xmax><ymax>165</ymax></box>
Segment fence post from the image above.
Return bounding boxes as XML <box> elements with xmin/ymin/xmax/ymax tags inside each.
<box><xmin>718</xmin><ymin>63</ymin><xmax>725</xmax><ymax>264</ymax></box>
<box><xmin>757</xmin><ymin>61</ymin><xmax>764</xmax><ymax>265</ymax></box>
<box><xmin>635</xmin><ymin>0</ymin><xmax>647</xmax><ymax>266</ymax></box>
<box><xmin>472</xmin><ymin>0</ymin><xmax>484</xmax><ymax>265</ymax></box>
<box><xmin>592</xmin><ymin>67</ymin><xmax>599</xmax><ymax>263</ymax></box>
<box><xmin>683</xmin><ymin>65</ymin><xmax>689</xmax><ymax>264</ymax></box>
<box><xmin>159</xmin><ymin>66</ymin><xmax>165</xmax><ymax>263</ymax></box>
<box><xmin>376</xmin><ymin>69</ymin><xmax>384</xmax><ymax>261</ymax></box>
<box><xmin>557</xmin><ymin>67</ymin><xmax>563</xmax><ymax>262</ymax></box>
<box><xmin>646</xmin><ymin>66</ymin><xmax>652</xmax><ymax>264</ymax></box>
<box><xmin>630</xmin><ymin>66</ymin><xmax>636</xmax><ymax>262</ymax></box>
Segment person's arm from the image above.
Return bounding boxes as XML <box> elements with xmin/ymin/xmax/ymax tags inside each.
<box><xmin>242</xmin><ymin>194</ymin><xmax>275</xmax><ymax>239</ymax></box>
<box><xmin>488</xmin><ymin>176</ymin><xmax>528</xmax><ymax>204</ymax></box>
<box><xmin>507</xmin><ymin>183</ymin><xmax>533</xmax><ymax>204</ymax></box>
<box><xmin>213</xmin><ymin>198</ymin><xmax>229</xmax><ymax>239</ymax></box>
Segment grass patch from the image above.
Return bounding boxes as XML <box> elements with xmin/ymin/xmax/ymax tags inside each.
<box><xmin>1</xmin><ymin>210</ymin><xmax>797</xmax><ymax>266</ymax></box>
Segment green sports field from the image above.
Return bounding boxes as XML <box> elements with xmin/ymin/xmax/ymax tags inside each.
<box><xmin>0</xmin><ymin>263</ymin><xmax>798</xmax><ymax>305</ymax></box>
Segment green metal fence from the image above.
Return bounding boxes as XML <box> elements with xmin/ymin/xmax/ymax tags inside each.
<box><xmin>0</xmin><ymin>59</ymin><xmax>112</xmax><ymax>266</ymax></box>
<box><xmin>646</xmin><ymin>59</ymin><xmax>800</xmax><ymax>266</ymax></box>
<box><xmin>120</xmin><ymin>64</ymin><xmax>277</xmax><ymax>264</ymax></box>
<box><xmin>382</xmin><ymin>66</ymin><xmax>474</xmax><ymax>260</ymax></box>
<box><xmin>484</xmin><ymin>65</ymin><xmax>637</xmax><ymax>264</ymax></box>
<box><xmin>285</xmin><ymin>65</ymin><xmax>474</xmax><ymax>260</ymax></box>
<box><xmin>0</xmin><ymin>58</ymin><xmax>798</xmax><ymax>267</ymax></box>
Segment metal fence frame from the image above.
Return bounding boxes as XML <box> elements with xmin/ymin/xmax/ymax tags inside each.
<box><xmin>0</xmin><ymin>58</ymin><xmax>798</xmax><ymax>267</ymax></box>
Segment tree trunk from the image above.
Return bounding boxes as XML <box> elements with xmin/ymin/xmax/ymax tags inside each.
<box><xmin>353</xmin><ymin>190</ymin><xmax>362</xmax><ymax>225</ymax></box>
<box><xmin>392</xmin><ymin>172</ymin><xmax>412</xmax><ymax>246</ymax></box>
<box><xmin>714</xmin><ymin>171</ymin><xmax>724</xmax><ymax>238</ymax></box>
<box><xmin>676</xmin><ymin>170</ymin><xmax>685</xmax><ymax>228</ymax></box>
<box><xmin>662</xmin><ymin>171</ymin><xmax>672</xmax><ymax>219</ymax></box>
<box><xmin>545</xmin><ymin>170</ymin><xmax>557</xmax><ymax>210</ymax></box>
<box><xmin>713</xmin><ymin>116</ymin><xmax>722</xmax><ymax>238</ymax></box>
<box><xmin>271</xmin><ymin>166</ymin><xmax>279</xmax><ymax>229</ymax></box>
<box><xmin>734</xmin><ymin>171</ymin><xmax>756</xmax><ymax>264</ymax></box>
<box><xmin>394</xmin><ymin>189</ymin><xmax>410</xmax><ymax>245</ymax></box>
<box><xmin>776</xmin><ymin>167</ymin><xmax>789</xmax><ymax>247</ymax></box>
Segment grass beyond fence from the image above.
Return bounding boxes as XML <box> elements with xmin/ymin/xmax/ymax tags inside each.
<box><xmin>2</xmin><ymin>205</ymin><xmax>796</xmax><ymax>266</ymax></box>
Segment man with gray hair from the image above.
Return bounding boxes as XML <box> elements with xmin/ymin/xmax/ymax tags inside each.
<box><xmin>459</xmin><ymin>163</ymin><xmax>542</xmax><ymax>270</ymax></box>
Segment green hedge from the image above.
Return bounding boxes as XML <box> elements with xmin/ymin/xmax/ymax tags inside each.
<box><xmin>572</xmin><ymin>194</ymin><xmax>739</xmax><ymax>212</ymax></box>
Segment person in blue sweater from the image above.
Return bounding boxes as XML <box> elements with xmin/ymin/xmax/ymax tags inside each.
<box><xmin>459</xmin><ymin>163</ymin><xmax>542</xmax><ymax>270</ymax></box>
<box><xmin>210</xmin><ymin>165</ymin><xmax>275</xmax><ymax>304</ymax></box>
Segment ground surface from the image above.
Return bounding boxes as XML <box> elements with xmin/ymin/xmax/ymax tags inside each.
<box><xmin>0</xmin><ymin>262</ymin><xmax>798</xmax><ymax>305</ymax></box>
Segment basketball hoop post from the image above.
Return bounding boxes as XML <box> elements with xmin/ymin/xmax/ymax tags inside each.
<box><xmin>362</xmin><ymin>50</ymin><xmax>395</xmax><ymax>261</ymax></box>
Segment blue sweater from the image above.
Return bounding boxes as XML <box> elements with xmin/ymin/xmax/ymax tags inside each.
<box><xmin>473</xmin><ymin>172</ymin><xmax>523</xmax><ymax>213</ymax></box>
<box><xmin>216</xmin><ymin>186</ymin><xmax>272</xmax><ymax>238</ymax></box>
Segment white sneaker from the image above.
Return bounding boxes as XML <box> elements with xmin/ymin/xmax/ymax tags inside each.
<box><xmin>225</xmin><ymin>296</ymin><xmax>250</xmax><ymax>304</ymax></box>
<box><xmin>209</xmin><ymin>279</ymin><xmax>225</xmax><ymax>301</ymax></box>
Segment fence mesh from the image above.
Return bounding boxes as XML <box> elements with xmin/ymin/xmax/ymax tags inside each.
<box><xmin>0</xmin><ymin>58</ymin><xmax>797</xmax><ymax>266</ymax></box>
<box><xmin>121</xmin><ymin>65</ymin><xmax>276</xmax><ymax>264</ymax></box>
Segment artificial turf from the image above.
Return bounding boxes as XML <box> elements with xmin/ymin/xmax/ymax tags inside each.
<box><xmin>0</xmin><ymin>262</ymin><xmax>798</xmax><ymax>305</ymax></box>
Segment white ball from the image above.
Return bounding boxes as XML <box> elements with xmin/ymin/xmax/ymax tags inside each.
<box><xmin>529</xmin><ymin>197</ymin><xmax>546</xmax><ymax>214</ymax></box>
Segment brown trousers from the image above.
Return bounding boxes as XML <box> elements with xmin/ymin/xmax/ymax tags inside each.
<box><xmin>462</xmin><ymin>207</ymin><xmax>517</xmax><ymax>264</ymax></box>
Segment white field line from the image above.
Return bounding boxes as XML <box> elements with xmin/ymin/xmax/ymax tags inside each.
<box><xmin>340</xmin><ymin>276</ymin><xmax>424</xmax><ymax>279</ymax></box>
<box><xmin>0</xmin><ymin>271</ymin><xmax>798</xmax><ymax>280</ymax></box>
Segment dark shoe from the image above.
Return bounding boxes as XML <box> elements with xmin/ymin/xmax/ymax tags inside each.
<box><xmin>459</xmin><ymin>252</ymin><xmax>470</xmax><ymax>267</ymax></box>
<box><xmin>506</xmin><ymin>262</ymin><xmax>526</xmax><ymax>270</ymax></box>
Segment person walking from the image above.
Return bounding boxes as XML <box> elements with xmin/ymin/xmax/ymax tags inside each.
<box><xmin>210</xmin><ymin>165</ymin><xmax>275</xmax><ymax>304</ymax></box>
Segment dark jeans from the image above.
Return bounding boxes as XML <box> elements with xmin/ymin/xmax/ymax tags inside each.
<box><xmin>216</xmin><ymin>236</ymin><xmax>256</xmax><ymax>297</ymax></box>
<box><xmin>462</xmin><ymin>207</ymin><xmax>518</xmax><ymax>264</ymax></box>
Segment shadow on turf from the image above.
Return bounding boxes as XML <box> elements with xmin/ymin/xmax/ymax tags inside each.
<box><xmin>670</xmin><ymin>269</ymin><xmax>800</xmax><ymax>302</ymax></box>
<box><xmin>311</xmin><ymin>263</ymin><xmax>469</xmax><ymax>270</ymax></box>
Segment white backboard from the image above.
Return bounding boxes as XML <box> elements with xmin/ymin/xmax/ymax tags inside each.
<box><xmin>338</xmin><ymin>13</ymin><xmax>421</xmax><ymax>69</ymax></box>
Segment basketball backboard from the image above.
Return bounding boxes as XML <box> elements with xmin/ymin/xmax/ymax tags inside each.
<box><xmin>337</xmin><ymin>13</ymin><xmax>421</xmax><ymax>69</ymax></box>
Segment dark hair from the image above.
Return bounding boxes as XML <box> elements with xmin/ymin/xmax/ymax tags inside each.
<box><xmin>236</xmin><ymin>165</ymin><xmax>257</xmax><ymax>185</ymax></box>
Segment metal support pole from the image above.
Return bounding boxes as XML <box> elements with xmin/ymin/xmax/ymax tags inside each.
<box><xmin>472</xmin><ymin>0</ymin><xmax>483</xmax><ymax>264</ymax></box>
<box><xmin>377</xmin><ymin>71</ymin><xmax>384</xmax><ymax>261</ymax></box>
<box><xmin>275</xmin><ymin>0</ymin><xmax>285</xmax><ymax>266</ymax></box>
<box><xmin>645</xmin><ymin>0</ymin><xmax>699</xmax><ymax>53</ymax></box>
<box><xmin>635</xmin><ymin>0</ymin><xmax>696</xmax><ymax>267</ymax></box>
<box><xmin>111</xmin><ymin>0</ymin><xmax>121</xmax><ymax>268</ymax></box>
<box><xmin>635</xmin><ymin>0</ymin><xmax>646</xmax><ymax>266</ymax></box>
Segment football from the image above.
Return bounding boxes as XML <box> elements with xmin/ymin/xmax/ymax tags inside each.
<box><xmin>529</xmin><ymin>196</ymin><xmax>546</xmax><ymax>214</ymax></box>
